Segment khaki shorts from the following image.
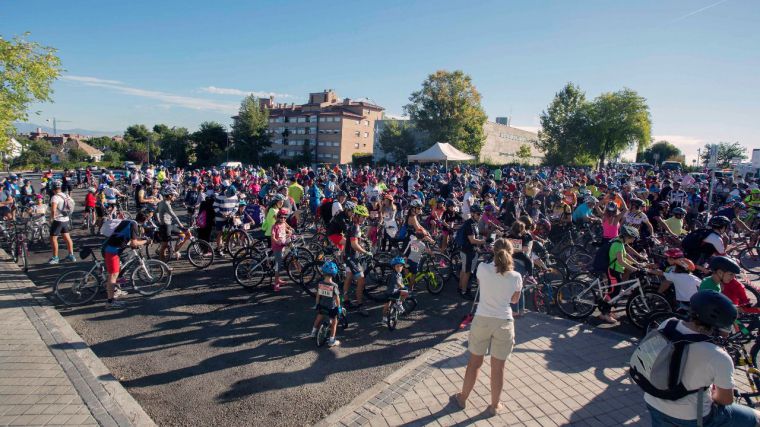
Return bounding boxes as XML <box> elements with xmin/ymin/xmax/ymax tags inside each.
<box><xmin>468</xmin><ymin>315</ymin><xmax>515</xmax><ymax>360</ymax></box>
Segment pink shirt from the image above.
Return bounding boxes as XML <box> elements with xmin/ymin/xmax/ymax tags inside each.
<box><xmin>271</xmin><ymin>222</ymin><xmax>288</xmax><ymax>251</ymax></box>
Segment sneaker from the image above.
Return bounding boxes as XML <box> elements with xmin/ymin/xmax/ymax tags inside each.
<box><xmin>65</xmin><ymin>254</ymin><xmax>76</xmax><ymax>262</ymax></box>
<box><xmin>105</xmin><ymin>300</ymin><xmax>126</xmax><ymax>309</ymax></box>
<box><xmin>383</xmin><ymin>316</ymin><xmax>390</xmax><ymax>324</ymax></box>
<box><xmin>327</xmin><ymin>339</ymin><xmax>341</xmax><ymax>347</ymax></box>
<box><xmin>114</xmin><ymin>288</ymin><xmax>128</xmax><ymax>298</ymax></box>
<box><xmin>48</xmin><ymin>256</ymin><xmax>59</xmax><ymax>265</ymax></box>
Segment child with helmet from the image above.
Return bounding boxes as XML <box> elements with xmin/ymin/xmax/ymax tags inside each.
<box><xmin>650</xmin><ymin>248</ymin><xmax>700</xmax><ymax>311</ymax></box>
<box><xmin>383</xmin><ymin>257</ymin><xmax>408</xmax><ymax>325</ymax></box>
<box><xmin>310</xmin><ymin>263</ymin><xmax>342</xmax><ymax>347</ymax></box>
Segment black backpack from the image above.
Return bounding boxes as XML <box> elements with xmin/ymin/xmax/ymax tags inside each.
<box><xmin>681</xmin><ymin>228</ymin><xmax>714</xmax><ymax>256</ymax></box>
<box><xmin>591</xmin><ymin>238</ymin><xmax>617</xmax><ymax>273</ymax></box>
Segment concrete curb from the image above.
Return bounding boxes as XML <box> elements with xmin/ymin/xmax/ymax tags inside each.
<box><xmin>0</xmin><ymin>249</ymin><xmax>156</xmax><ymax>427</ymax></box>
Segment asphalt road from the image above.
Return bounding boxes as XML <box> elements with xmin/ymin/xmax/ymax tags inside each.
<box><xmin>20</xmin><ymin>186</ymin><xmax>758</xmax><ymax>426</ymax></box>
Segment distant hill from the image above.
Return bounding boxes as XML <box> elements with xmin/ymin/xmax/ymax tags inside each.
<box><xmin>14</xmin><ymin>122</ymin><xmax>121</xmax><ymax>138</ymax></box>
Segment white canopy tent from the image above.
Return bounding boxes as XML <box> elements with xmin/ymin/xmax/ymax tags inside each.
<box><xmin>407</xmin><ymin>142</ymin><xmax>475</xmax><ymax>167</ymax></box>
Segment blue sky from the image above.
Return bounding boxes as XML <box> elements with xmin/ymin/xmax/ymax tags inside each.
<box><xmin>4</xmin><ymin>0</ymin><xmax>758</xmax><ymax>163</ymax></box>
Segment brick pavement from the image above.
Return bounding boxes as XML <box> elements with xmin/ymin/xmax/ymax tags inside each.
<box><xmin>0</xmin><ymin>254</ymin><xmax>154</xmax><ymax>426</ymax></box>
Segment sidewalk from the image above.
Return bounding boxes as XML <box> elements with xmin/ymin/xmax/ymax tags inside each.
<box><xmin>0</xmin><ymin>253</ymin><xmax>155</xmax><ymax>426</ymax></box>
<box><xmin>319</xmin><ymin>313</ymin><xmax>657</xmax><ymax>427</ymax></box>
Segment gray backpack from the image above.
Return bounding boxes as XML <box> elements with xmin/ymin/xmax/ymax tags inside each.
<box><xmin>629</xmin><ymin>319</ymin><xmax>710</xmax><ymax>401</ymax></box>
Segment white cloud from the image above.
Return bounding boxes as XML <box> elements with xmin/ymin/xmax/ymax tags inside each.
<box><xmin>63</xmin><ymin>75</ymin><xmax>238</xmax><ymax>114</ymax></box>
<box><xmin>200</xmin><ymin>86</ymin><xmax>292</xmax><ymax>99</ymax></box>
<box><xmin>61</xmin><ymin>75</ymin><xmax>124</xmax><ymax>85</ymax></box>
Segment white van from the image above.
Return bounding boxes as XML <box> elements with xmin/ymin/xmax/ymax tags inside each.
<box><xmin>220</xmin><ymin>161</ymin><xmax>242</xmax><ymax>169</ymax></box>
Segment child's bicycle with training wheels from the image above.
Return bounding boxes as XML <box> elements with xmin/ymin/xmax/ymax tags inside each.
<box><xmin>387</xmin><ymin>288</ymin><xmax>417</xmax><ymax>331</ymax></box>
<box><xmin>316</xmin><ymin>306</ymin><xmax>348</xmax><ymax>347</ymax></box>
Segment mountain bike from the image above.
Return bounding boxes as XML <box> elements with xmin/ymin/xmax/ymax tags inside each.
<box><xmin>386</xmin><ymin>288</ymin><xmax>417</xmax><ymax>331</ymax></box>
<box><xmin>7</xmin><ymin>219</ymin><xmax>30</xmax><ymax>272</ymax></box>
<box><xmin>53</xmin><ymin>246</ymin><xmax>172</xmax><ymax>306</ymax></box>
<box><xmin>234</xmin><ymin>239</ymin><xmax>314</xmax><ymax>290</ymax></box>
<box><xmin>144</xmin><ymin>224</ymin><xmax>215</xmax><ymax>269</ymax></box>
<box><xmin>555</xmin><ymin>270</ymin><xmax>670</xmax><ymax>328</ymax></box>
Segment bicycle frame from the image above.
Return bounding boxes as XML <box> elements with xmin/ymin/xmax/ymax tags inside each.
<box><xmin>573</xmin><ymin>277</ymin><xmax>648</xmax><ymax>308</ymax></box>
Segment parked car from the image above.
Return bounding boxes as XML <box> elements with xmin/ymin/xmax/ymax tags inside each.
<box><xmin>661</xmin><ymin>161</ymin><xmax>682</xmax><ymax>171</ymax></box>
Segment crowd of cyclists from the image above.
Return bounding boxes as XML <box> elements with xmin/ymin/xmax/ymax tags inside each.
<box><xmin>1</xmin><ymin>162</ymin><xmax>759</xmax><ymax>335</ymax></box>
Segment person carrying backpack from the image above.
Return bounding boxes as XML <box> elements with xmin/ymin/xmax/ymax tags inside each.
<box><xmin>48</xmin><ymin>180</ymin><xmax>76</xmax><ymax>265</ymax></box>
<box><xmin>101</xmin><ymin>210</ymin><xmax>151</xmax><ymax>309</ymax></box>
<box><xmin>598</xmin><ymin>225</ymin><xmax>648</xmax><ymax>324</ymax></box>
<box><xmin>634</xmin><ymin>290</ymin><xmax>760</xmax><ymax>426</ymax></box>
<box><xmin>682</xmin><ymin>216</ymin><xmax>731</xmax><ymax>272</ymax></box>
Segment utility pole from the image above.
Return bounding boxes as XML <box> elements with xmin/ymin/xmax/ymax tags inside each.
<box><xmin>46</xmin><ymin>118</ymin><xmax>72</xmax><ymax>136</ymax></box>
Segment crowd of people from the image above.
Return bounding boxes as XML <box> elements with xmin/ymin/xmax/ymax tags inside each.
<box><xmin>1</xmin><ymin>160</ymin><xmax>759</xmax><ymax>423</ymax></box>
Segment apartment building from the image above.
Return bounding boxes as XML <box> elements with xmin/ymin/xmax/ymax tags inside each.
<box><xmin>262</xmin><ymin>90</ymin><xmax>384</xmax><ymax>164</ymax></box>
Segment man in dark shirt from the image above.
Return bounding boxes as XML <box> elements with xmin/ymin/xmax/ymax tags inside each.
<box><xmin>458</xmin><ymin>204</ymin><xmax>485</xmax><ymax>300</ymax></box>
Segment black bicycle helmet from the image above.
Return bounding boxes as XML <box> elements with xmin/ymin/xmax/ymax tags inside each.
<box><xmin>630</xmin><ymin>198</ymin><xmax>644</xmax><ymax>209</ymax></box>
<box><xmin>470</xmin><ymin>204</ymin><xmax>483</xmax><ymax>214</ymax></box>
<box><xmin>689</xmin><ymin>290</ymin><xmax>737</xmax><ymax>330</ymax></box>
<box><xmin>445</xmin><ymin>199</ymin><xmax>455</xmax><ymax>208</ymax></box>
<box><xmin>708</xmin><ymin>215</ymin><xmax>731</xmax><ymax>229</ymax></box>
<box><xmin>708</xmin><ymin>256</ymin><xmax>741</xmax><ymax>274</ymax></box>
<box><xmin>619</xmin><ymin>225</ymin><xmax>640</xmax><ymax>239</ymax></box>
<box><xmin>671</xmin><ymin>207</ymin><xmax>686</xmax><ymax>216</ymax></box>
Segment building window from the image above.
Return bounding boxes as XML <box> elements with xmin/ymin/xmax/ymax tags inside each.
<box><xmin>354</xmin><ymin>143</ymin><xmax>359</xmax><ymax>149</ymax></box>
<box><xmin>354</xmin><ymin>131</ymin><xmax>360</xmax><ymax>137</ymax></box>
<box><xmin>363</xmin><ymin>132</ymin><xmax>369</xmax><ymax>138</ymax></box>
<box><xmin>363</xmin><ymin>143</ymin><xmax>367</xmax><ymax>147</ymax></box>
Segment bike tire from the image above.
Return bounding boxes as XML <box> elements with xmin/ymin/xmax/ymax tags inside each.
<box><xmin>226</xmin><ymin>230</ymin><xmax>251</xmax><ymax>256</ymax></box>
<box><xmin>132</xmin><ymin>259</ymin><xmax>173</xmax><ymax>296</ymax></box>
<box><xmin>625</xmin><ymin>292</ymin><xmax>672</xmax><ymax>329</ymax></box>
<box><xmin>739</xmin><ymin>247</ymin><xmax>760</xmax><ymax>274</ymax></box>
<box><xmin>298</xmin><ymin>261</ymin><xmax>323</xmax><ymax>297</ymax></box>
<box><xmin>644</xmin><ymin>311</ymin><xmax>677</xmax><ymax>336</ymax></box>
<box><xmin>363</xmin><ymin>262</ymin><xmax>390</xmax><ymax>302</ymax></box>
<box><xmin>187</xmin><ymin>239</ymin><xmax>215</xmax><ymax>269</ymax></box>
<box><xmin>750</xmin><ymin>341</ymin><xmax>760</xmax><ymax>367</ymax></box>
<box><xmin>286</xmin><ymin>250</ymin><xmax>315</xmax><ymax>284</ymax></box>
<box><xmin>234</xmin><ymin>254</ymin><xmax>270</xmax><ymax>290</ymax></box>
<box><xmin>555</xmin><ymin>281</ymin><xmax>597</xmax><ymax>319</ymax></box>
<box><xmin>532</xmin><ymin>288</ymin><xmax>547</xmax><ymax>314</ymax></box>
<box><xmin>21</xmin><ymin>242</ymin><xmax>28</xmax><ymax>273</ymax></box>
<box><xmin>387</xmin><ymin>305</ymin><xmax>399</xmax><ymax>331</ymax></box>
<box><xmin>743</xmin><ymin>281</ymin><xmax>760</xmax><ymax>308</ymax></box>
<box><xmin>54</xmin><ymin>270</ymin><xmax>100</xmax><ymax>306</ymax></box>
<box><xmin>402</xmin><ymin>296</ymin><xmax>417</xmax><ymax>315</ymax></box>
<box><xmin>339</xmin><ymin>311</ymin><xmax>349</xmax><ymax>330</ymax></box>
<box><xmin>316</xmin><ymin>322</ymin><xmax>330</xmax><ymax>347</ymax></box>
<box><xmin>565</xmin><ymin>251</ymin><xmax>593</xmax><ymax>275</ymax></box>
<box><xmin>231</xmin><ymin>247</ymin><xmax>254</xmax><ymax>267</ymax></box>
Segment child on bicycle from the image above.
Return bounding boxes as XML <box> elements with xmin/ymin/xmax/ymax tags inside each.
<box><xmin>31</xmin><ymin>194</ymin><xmax>48</xmax><ymax>218</ymax></box>
<box><xmin>383</xmin><ymin>256</ymin><xmax>408</xmax><ymax>325</ymax></box>
<box><xmin>650</xmin><ymin>248</ymin><xmax>700</xmax><ymax>311</ymax></box>
<box><xmin>699</xmin><ymin>255</ymin><xmax>760</xmax><ymax>314</ymax></box>
<box><xmin>404</xmin><ymin>230</ymin><xmax>432</xmax><ymax>291</ymax></box>
<box><xmin>310</xmin><ymin>261</ymin><xmax>342</xmax><ymax>347</ymax></box>
<box><xmin>271</xmin><ymin>208</ymin><xmax>293</xmax><ymax>292</ymax></box>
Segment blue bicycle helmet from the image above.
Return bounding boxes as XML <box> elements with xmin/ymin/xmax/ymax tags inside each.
<box><xmin>225</xmin><ymin>185</ymin><xmax>237</xmax><ymax>197</ymax></box>
<box><xmin>390</xmin><ymin>256</ymin><xmax>406</xmax><ymax>267</ymax></box>
<box><xmin>321</xmin><ymin>261</ymin><xmax>339</xmax><ymax>276</ymax></box>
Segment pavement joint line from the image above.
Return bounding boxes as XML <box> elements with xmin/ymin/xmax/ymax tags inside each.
<box><xmin>0</xmin><ymin>249</ymin><xmax>156</xmax><ymax>427</ymax></box>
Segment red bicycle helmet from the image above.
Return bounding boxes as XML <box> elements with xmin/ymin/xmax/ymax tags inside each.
<box><xmin>664</xmin><ymin>248</ymin><xmax>684</xmax><ymax>259</ymax></box>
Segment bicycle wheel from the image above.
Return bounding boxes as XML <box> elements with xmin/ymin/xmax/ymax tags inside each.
<box><xmin>10</xmin><ymin>240</ymin><xmax>18</xmax><ymax>263</ymax></box>
<box><xmin>54</xmin><ymin>270</ymin><xmax>100</xmax><ymax>305</ymax></box>
<box><xmin>625</xmin><ymin>292</ymin><xmax>672</xmax><ymax>329</ymax></box>
<box><xmin>298</xmin><ymin>261</ymin><xmax>322</xmax><ymax>297</ymax></box>
<box><xmin>750</xmin><ymin>341</ymin><xmax>760</xmax><ymax>367</ymax></box>
<box><xmin>231</xmin><ymin>247</ymin><xmax>254</xmax><ymax>266</ymax></box>
<box><xmin>402</xmin><ymin>296</ymin><xmax>417</xmax><ymax>314</ymax></box>
<box><xmin>364</xmin><ymin>262</ymin><xmax>390</xmax><ymax>302</ymax></box>
<box><xmin>739</xmin><ymin>247</ymin><xmax>760</xmax><ymax>274</ymax></box>
<box><xmin>131</xmin><ymin>259</ymin><xmax>172</xmax><ymax>296</ymax></box>
<box><xmin>421</xmin><ymin>253</ymin><xmax>449</xmax><ymax>294</ymax></box>
<box><xmin>644</xmin><ymin>311</ymin><xmax>676</xmax><ymax>336</ymax></box>
<box><xmin>234</xmin><ymin>254</ymin><xmax>270</xmax><ymax>290</ymax></box>
<box><xmin>555</xmin><ymin>281</ymin><xmax>597</xmax><ymax>319</ymax></box>
<box><xmin>316</xmin><ymin>322</ymin><xmax>330</xmax><ymax>347</ymax></box>
<box><xmin>387</xmin><ymin>305</ymin><xmax>399</xmax><ymax>331</ymax></box>
<box><xmin>743</xmin><ymin>281</ymin><xmax>760</xmax><ymax>308</ymax></box>
<box><xmin>20</xmin><ymin>242</ymin><xmax>28</xmax><ymax>273</ymax></box>
<box><xmin>225</xmin><ymin>230</ymin><xmax>250</xmax><ymax>256</ymax></box>
<box><xmin>187</xmin><ymin>239</ymin><xmax>214</xmax><ymax>269</ymax></box>
<box><xmin>565</xmin><ymin>251</ymin><xmax>593</xmax><ymax>275</ymax></box>
<box><xmin>532</xmin><ymin>288</ymin><xmax>548</xmax><ymax>314</ymax></box>
<box><xmin>286</xmin><ymin>250</ymin><xmax>314</xmax><ymax>284</ymax></box>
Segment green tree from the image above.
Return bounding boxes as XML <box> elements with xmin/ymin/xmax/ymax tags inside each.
<box><xmin>586</xmin><ymin>88</ymin><xmax>651</xmax><ymax>167</ymax></box>
<box><xmin>516</xmin><ymin>144</ymin><xmax>532</xmax><ymax>162</ymax></box>
<box><xmin>700</xmin><ymin>141</ymin><xmax>747</xmax><ymax>168</ymax></box>
<box><xmin>231</xmin><ymin>95</ymin><xmax>270</xmax><ymax>164</ymax></box>
<box><xmin>154</xmin><ymin>124</ymin><xmax>190</xmax><ymax>166</ymax></box>
<box><xmin>102</xmin><ymin>151</ymin><xmax>121</xmax><ymax>163</ymax></box>
<box><xmin>641</xmin><ymin>140</ymin><xmax>681</xmax><ymax>165</ymax></box>
<box><xmin>67</xmin><ymin>147</ymin><xmax>88</xmax><ymax>162</ymax></box>
<box><xmin>1</xmin><ymin>34</ymin><xmax>62</xmax><ymax>152</ymax></box>
<box><xmin>537</xmin><ymin>83</ymin><xmax>592</xmax><ymax>166</ymax></box>
<box><xmin>123</xmin><ymin>124</ymin><xmax>158</xmax><ymax>162</ymax></box>
<box><xmin>404</xmin><ymin>70</ymin><xmax>487</xmax><ymax>155</ymax></box>
<box><xmin>87</xmin><ymin>136</ymin><xmax>125</xmax><ymax>154</ymax></box>
<box><xmin>378</xmin><ymin>120</ymin><xmax>417</xmax><ymax>163</ymax></box>
<box><xmin>192</xmin><ymin>121</ymin><xmax>227</xmax><ymax>167</ymax></box>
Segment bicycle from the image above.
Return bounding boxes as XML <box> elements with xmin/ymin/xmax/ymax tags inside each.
<box><xmin>53</xmin><ymin>246</ymin><xmax>173</xmax><ymax>306</ymax></box>
<box><xmin>144</xmin><ymin>224</ymin><xmax>215</xmax><ymax>269</ymax></box>
<box><xmin>7</xmin><ymin>219</ymin><xmax>30</xmax><ymax>272</ymax></box>
<box><xmin>386</xmin><ymin>288</ymin><xmax>417</xmax><ymax>331</ymax></box>
<box><xmin>555</xmin><ymin>270</ymin><xmax>670</xmax><ymax>329</ymax></box>
<box><xmin>316</xmin><ymin>306</ymin><xmax>348</xmax><ymax>347</ymax></box>
<box><xmin>234</xmin><ymin>238</ymin><xmax>315</xmax><ymax>291</ymax></box>
<box><xmin>82</xmin><ymin>207</ymin><xmax>97</xmax><ymax>235</ymax></box>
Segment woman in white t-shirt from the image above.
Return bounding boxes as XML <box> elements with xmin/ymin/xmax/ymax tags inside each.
<box><xmin>455</xmin><ymin>238</ymin><xmax>522</xmax><ymax>417</ymax></box>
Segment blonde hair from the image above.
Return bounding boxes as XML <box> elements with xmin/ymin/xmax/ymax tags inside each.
<box><xmin>492</xmin><ymin>238</ymin><xmax>514</xmax><ymax>274</ymax></box>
